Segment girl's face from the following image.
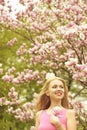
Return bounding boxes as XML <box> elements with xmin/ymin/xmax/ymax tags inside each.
<box><xmin>47</xmin><ymin>79</ymin><xmax>65</xmax><ymax>100</ymax></box>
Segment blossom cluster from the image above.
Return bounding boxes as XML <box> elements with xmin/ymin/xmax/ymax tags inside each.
<box><xmin>0</xmin><ymin>0</ymin><xmax>87</xmax><ymax>129</ymax></box>
<box><xmin>0</xmin><ymin>87</ymin><xmax>38</xmax><ymax>123</ymax></box>
<box><xmin>2</xmin><ymin>68</ymin><xmax>46</xmax><ymax>85</ymax></box>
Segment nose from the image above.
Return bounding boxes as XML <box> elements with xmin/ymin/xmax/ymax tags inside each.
<box><xmin>56</xmin><ymin>86</ymin><xmax>63</xmax><ymax>90</ymax></box>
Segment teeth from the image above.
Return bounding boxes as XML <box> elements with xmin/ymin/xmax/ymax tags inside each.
<box><xmin>56</xmin><ymin>92</ymin><xmax>62</xmax><ymax>94</ymax></box>
<box><xmin>55</xmin><ymin>92</ymin><xmax>62</xmax><ymax>95</ymax></box>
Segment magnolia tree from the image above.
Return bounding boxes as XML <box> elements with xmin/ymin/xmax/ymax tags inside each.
<box><xmin>0</xmin><ymin>0</ymin><xmax>87</xmax><ymax>130</ymax></box>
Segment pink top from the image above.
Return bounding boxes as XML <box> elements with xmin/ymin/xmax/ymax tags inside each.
<box><xmin>38</xmin><ymin>109</ymin><xmax>67</xmax><ymax>130</ymax></box>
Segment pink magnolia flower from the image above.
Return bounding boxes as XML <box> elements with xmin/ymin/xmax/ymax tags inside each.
<box><xmin>33</xmin><ymin>70</ymin><xmax>39</xmax><ymax>79</ymax></box>
<box><xmin>65</xmin><ymin>58</ymin><xmax>77</xmax><ymax>67</ymax></box>
<box><xmin>22</xmin><ymin>102</ymin><xmax>31</xmax><ymax>111</ymax></box>
<box><xmin>2</xmin><ymin>74</ymin><xmax>14</xmax><ymax>82</ymax></box>
<box><xmin>7</xmin><ymin>67</ymin><xmax>16</xmax><ymax>74</ymax></box>
<box><xmin>83</xmin><ymin>67</ymin><xmax>87</xmax><ymax>75</ymax></box>
<box><xmin>76</xmin><ymin>102</ymin><xmax>83</xmax><ymax>109</ymax></box>
<box><xmin>8</xmin><ymin>87</ymin><xmax>18</xmax><ymax>100</ymax></box>
<box><xmin>72</xmin><ymin>73</ymin><xmax>79</xmax><ymax>80</ymax></box>
<box><xmin>53</xmin><ymin>106</ymin><xmax>62</xmax><ymax>116</ymax></box>
<box><xmin>75</xmin><ymin>64</ymin><xmax>86</xmax><ymax>71</ymax></box>
<box><xmin>12</xmin><ymin>78</ymin><xmax>20</xmax><ymax>84</ymax></box>
<box><xmin>7</xmin><ymin>38</ymin><xmax>17</xmax><ymax>46</ymax></box>
<box><xmin>24</xmin><ymin>73</ymin><xmax>33</xmax><ymax>81</ymax></box>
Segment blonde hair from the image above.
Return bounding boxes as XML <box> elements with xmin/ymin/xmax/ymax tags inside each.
<box><xmin>36</xmin><ymin>77</ymin><xmax>69</xmax><ymax>111</ymax></box>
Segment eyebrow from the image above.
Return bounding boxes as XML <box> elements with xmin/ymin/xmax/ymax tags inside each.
<box><xmin>52</xmin><ymin>84</ymin><xmax>63</xmax><ymax>86</ymax></box>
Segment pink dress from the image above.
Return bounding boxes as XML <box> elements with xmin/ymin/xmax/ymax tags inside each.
<box><xmin>38</xmin><ymin>109</ymin><xmax>67</xmax><ymax>130</ymax></box>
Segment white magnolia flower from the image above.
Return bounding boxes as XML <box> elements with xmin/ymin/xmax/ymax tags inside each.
<box><xmin>79</xmin><ymin>32</ymin><xmax>85</xmax><ymax>40</ymax></box>
<box><xmin>45</xmin><ymin>73</ymin><xmax>56</xmax><ymax>80</ymax></box>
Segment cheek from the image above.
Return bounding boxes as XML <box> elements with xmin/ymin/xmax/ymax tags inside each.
<box><xmin>63</xmin><ymin>89</ymin><xmax>65</xmax><ymax>93</ymax></box>
<box><xmin>46</xmin><ymin>89</ymin><xmax>54</xmax><ymax>96</ymax></box>
<box><xmin>62</xmin><ymin>88</ymin><xmax>65</xmax><ymax>92</ymax></box>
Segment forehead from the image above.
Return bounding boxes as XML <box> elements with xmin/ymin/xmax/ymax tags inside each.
<box><xmin>49</xmin><ymin>79</ymin><xmax>64</xmax><ymax>86</ymax></box>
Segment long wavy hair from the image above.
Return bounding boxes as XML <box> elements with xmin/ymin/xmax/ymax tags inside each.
<box><xmin>36</xmin><ymin>77</ymin><xmax>69</xmax><ymax>111</ymax></box>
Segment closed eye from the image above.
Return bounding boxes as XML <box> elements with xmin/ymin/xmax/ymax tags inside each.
<box><xmin>52</xmin><ymin>85</ymin><xmax>57</xmax><ymax>88</ymax></box>
<box><xmin>59</xmin><ymin>85</ymin><xmax>64</xmax><ymax>88</ymax></box>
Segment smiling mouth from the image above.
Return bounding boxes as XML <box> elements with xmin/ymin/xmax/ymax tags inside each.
<box><xmin>55</xmin><ymin>92</ymin><xmax>63</xmax><ymax>96</ymax></box>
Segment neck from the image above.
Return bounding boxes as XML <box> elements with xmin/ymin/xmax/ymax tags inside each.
<box><xmin>49</xmin><ymin>100</ymin><xmax>63</xmax><ymax>109</ymax></box>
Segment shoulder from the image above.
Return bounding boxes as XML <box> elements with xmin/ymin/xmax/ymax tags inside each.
<box><xmin>66</xmin><ymin>109</ymin><xmax>76</xmax><ymax>118</ymax></box>
<box><xmin>35</xmin><ymin>110</ymin><xmax>43</xmax><ymax>129</ymax></box>
<box><xmin>36</xmin><ymin>110</ymin><xmax>43</xmax><ymax>119</ymax></box>
<box><xmin>67</xmin><ymin>109</ymin><xmax>75</xmax><ymax>115</ymax></box>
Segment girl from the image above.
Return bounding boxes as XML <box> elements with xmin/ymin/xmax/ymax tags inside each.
<box><xmin>35</xmin><ymin>76</ymin><xmax>77</xmax><ymax>130</ymax></box>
